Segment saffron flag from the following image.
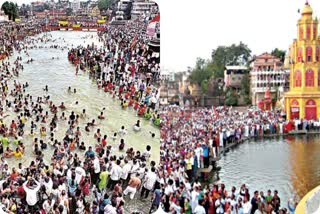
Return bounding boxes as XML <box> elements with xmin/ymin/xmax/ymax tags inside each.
<box><xmin>130</xmin><ymin>34</ymin><xmax>138</xmax><ymax>50</ymax></box>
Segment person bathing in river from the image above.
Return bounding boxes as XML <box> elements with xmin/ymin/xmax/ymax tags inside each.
<box><xmin>94</xmin><ymin>129</ymin><xmax>101</xmax><ymax>138</ymax></box>
<box><xmin>59</xmin><ymin>102</ymin><xmax>66</xmax><ymax>110</ymax></box>
<box><xmin>119</xmin><ymin>139</ymin><xmax>125</xmax><ymax>151</ymax></box>
<box><xmin>118</xmin><ymin>126</ymin><xmax>127</xmax><ymax>136</ymax></box>
<box><xmin>89</xmin><ymin>119</ymin><xmax>96</xmax><ymax>126</ymax></box>
<box><xmin>98</xmin><ymin>112</ymin><xmax>105</xmax><ymax>120</ymax></box>
<box><xmin>133</xmin><ymin>120</ymin><xmax>141</xmax><ymax>132</ymax></box>
<box><xmin>81</xmin><ymin>109</ymin><xmax>87</xmax><ymax>119</ymax></box>
<box><xmin>85</xmin><ymin>123</ymin><xmax>90</xmax><ymax>132</ymax></box>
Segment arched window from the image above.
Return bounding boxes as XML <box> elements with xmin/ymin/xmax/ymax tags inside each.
<box><xmin>297</xmin><ymin>48</ymin><xmax>302</xmax><ymax>62</ymax></box>
<box><xmin>318</xmin><ymin>70</ymin><xmax>320</xmax><ymax>87</ymax></box>
<box><xmin>306</xmin><ymin>47</ymin><xmax>312</xmax><ymax>62</ymax></box>
<box><xmin>307</xmin><ymin>26</ymin><xmax>311</xmax><ymax>40</ymax></box>
<box><xmin>299</xmin><ymin>27</ymin><xmax>304</xmax><ymax>40</ymax></box>
<box><xmin>295</xmin><ymin>70</ymin><xmax>301</xmax><ymax>87</ymax></box>
<box><xmin>316</xmin><ymin>47</ymin><xmax>320</xmax><ymax>62</ymax></box>
<box><xmin>306</xmin><ymin>99</ymin><xmax>316</xmax><ymax>106</ymax></box>
<box><xmin>306</xmin><ymin>69</ymin><xmax>314</xmax><ymax>87</ymax></box>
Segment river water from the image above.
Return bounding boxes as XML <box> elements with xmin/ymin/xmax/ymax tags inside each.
<box><xmin>3</xmin><ymin>31</ymin><xmax>159</xmax><ymax>169</ymax></box>
<box><xmin>217</xmin><ymin>135</ymin><xmax>320</xmax><ymax>203</ymax></box>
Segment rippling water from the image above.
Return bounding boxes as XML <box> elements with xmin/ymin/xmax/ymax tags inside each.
<box><xmin>217</xmin><ymin>135</ymin><xmax>320</xmax><ymax>203</ymax></box>
<box><xmin>3</xmin><ymin>31</ymin><xmax>159</xmax><ymax>168</ymax></box>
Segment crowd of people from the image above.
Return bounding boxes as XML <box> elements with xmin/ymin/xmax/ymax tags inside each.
<box><xmin>0</xmin><ymin>21</ymin><xmax>43</xmax><ymax>61</ymax></box>
<box><xmin>67</xmin><ymin>18</ymin><xmax>161</xmax><ymax>127</ymax></box>
<box><xmin>0</xmin><ymin>11</ymin><xmax>161</xmax><ymax>214</ymax></box>
<box><xmin>158</xmin><ymin>105</ymin><xmax>306</xmax><ymax>213</ymax></box>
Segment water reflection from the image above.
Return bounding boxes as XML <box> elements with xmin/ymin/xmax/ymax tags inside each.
<box><xmin>217</xmin><ymin>135</ymin><xmax>320</xmax><ymax>202</ymax></box>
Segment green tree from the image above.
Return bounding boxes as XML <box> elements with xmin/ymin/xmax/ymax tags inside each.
<box><xmin>188</xmin><ymin>42</ymin><xmax>252</xmax><ymax>95</ymax></box>
<box><xmin>225</xmin><ymin>87</ymin><xmax>238</xmax><ymax>106</ymax></box>
<box><xmin>1</xmin><ymin>1</ymin><xmax>19</xmax><ymax>21</ymax></box>
<box><xmin>66</xmin><ymin>8</ymin><xmax>73</xmax><ymax>16</ymax></box>
<box><xmin>201</xmin><ymin>80</ymin><xmax>208</xmax><ymax>94</ymax></box>
<box><xmin>98</xmin><ymin>0</ymin><xmax>112</xmax><ymax>10</ymax></box>
<box><xmin>271</xmin><ymin>48</ymin><xmax>286</xmax><ymax>63</ymax></box>
<box><xmin>210</xmin><ymin>42</ymin><xmax>251</xmax><ymax>78</ymax></box>
<box><xmin>240</xmin><ymin>73</ymin><xmax>251</xmax><ymax>105</ymax></box>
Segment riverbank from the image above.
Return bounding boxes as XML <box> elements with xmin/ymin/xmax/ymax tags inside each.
<box><xmin>0</xmin><ymin>31</ymin><xmax>160</xmax><ymax>214</ymax></box>
<box><xmin>209</xmin><ymin>129</ymin><xmax>320</xmax><ymax>168</ymax></box>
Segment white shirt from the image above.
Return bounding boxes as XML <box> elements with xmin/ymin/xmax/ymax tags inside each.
<box><xmin>191</xmin><ymin>190</ymin><xmax>200</xmax><ymax>212</ymax></box>
<box><xmin>164</xmin><ymin>185</ymin><xmax>174</xmax><ymax>196</ymax></box>
<box><xmin>93</xmin><ymin>157</ymin><xmax>101</xmax><ymax>174</ymax></box>
<box><xmin>42</xmin><ymin>199</ymin><xmax>53</xmax><ymax>213</ymax></box>
<box><xmin>194</xmin><ymin>205</ymin><xmax>206</xmax><ymax>214</ymax></box>
<box><xmin>144</xmin><ymin>171</ymin><xmax>157</xmax><ymax>190</ymax></box>
<box><xmin>104</xmin><ymin>204</ymin><xmax>117</xmax><ymax>214</ymax></box>
<box><xmin>23</xmin><ymin>180</ymin><xmax>41</xmax><ymax>206</ymax></box>
<box><xmin>43</xmin><ymin>178</ymin><xmax>53</xmax><ymax>195</ymax></box>
<box><xmin>243</xmin><ymin>201</ymin><xmax>252</xmax><ymax>214</ymax></box>
<box><xmin>121</xmin><ymin>163</ymin><xmax>132</xmax><ymax>180</ymax></box>
<box><xmin>110</xmin><ymin>164</ymin><xmax>122</xmax><ymax>181</ymax></box>
<box><xmin>67</xmin><ymin>167</ymin><xmax>86</xmax><ymax>184</ymax></box>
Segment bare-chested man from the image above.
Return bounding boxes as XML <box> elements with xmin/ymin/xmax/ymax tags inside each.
<box><xmin>123</xmin><ymin>174</ymin><xmax>141</xmax><ymax>199</ymax></box>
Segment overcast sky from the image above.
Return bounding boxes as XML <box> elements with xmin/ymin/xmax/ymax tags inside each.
<box><xmin>158</xmin><ymin>0</ymin><xmax>320</xmax><ymax>72</ymax></box>
<box><xmin>2</xmin><ymin>0</ymin><xmax>320</xmax><ymax>72</ymax></box>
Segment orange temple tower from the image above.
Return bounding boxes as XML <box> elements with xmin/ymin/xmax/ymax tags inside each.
<box><xmin>284</xmin><ymin>1</ymin><xmax>320</xmax><ymax>120</ymax></box>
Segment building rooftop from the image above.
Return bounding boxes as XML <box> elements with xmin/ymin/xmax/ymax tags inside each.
<box><xmin>225</xmin><ymin>66</ymin><xmax>248</xmax><ymax>70</ymax></box>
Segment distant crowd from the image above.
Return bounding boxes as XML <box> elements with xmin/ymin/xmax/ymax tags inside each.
<box><xmin>158</xmin><ymin>105</ymin><xmax>305</xmax><ymax>214</ymax></box>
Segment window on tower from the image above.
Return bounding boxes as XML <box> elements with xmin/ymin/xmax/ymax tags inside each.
<box><xmin>297</xmin><ymin>48</ymin><xmax>302</xmax><ymax>62</ymax></box>
<box><xmin>318</xmin><ymin>70</ymin><xmax>320</xmax><ymax>87</ymax></box>
<box><xmin>299</xmin><ymin>27</ymin><xmax>304</xmax><ymax>40</ymax></box>
<box><xmin>306</xmin><ymin>69</ymin><xmax>314</xmax><ymax>87</ymax></box>
<box><xmin>306</xmin><ymin>47</ymin><xmax>312</xmax><ymax>62</ymax></box>
<box><xmin>307</xmin><ymin>26</ymin><xmax>311</xmax><ymax>40</ymax></box>
<box><xmin>316</xmin><ymin>47</ymin><xmax>320</xmax><ymax>62</ymax></box>
<box><xmin>294</xmin><ymin>70</ymin><xmax>301</xmax><ymax>87</ymax></box>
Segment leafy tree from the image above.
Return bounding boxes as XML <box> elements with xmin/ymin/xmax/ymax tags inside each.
<box><xmin>188</xmin><ymin>42</ymin><xmax>252</xmax><ymax>96</ymax></box>
<box><xmin>66</xmin><ymin>8</ymin><xmax>73</xmax><ymax>16</ymax></box>
<box><xmin>271</xmin><ymin>48</ymin><xmax>286</xmax><ymax>63</ymax></box>
<box><xmin>1</xmin><ymin>1</ymin><xmax>19</xmax><ymax>21</ymax></box>
<box><xmin>211</xmin><ymin>42</ymin><xmax>251</xmax><ymax>78</ymax></box>
<box><xmin>98</xmin><ymin>0</ymin><xmax>112</xmax><ymax>10</ymax></box>
<box><xmin>240</xmin><ymin>73</ymin><xmax>251</xmax><ymax>105</ymax></box>
<box><xmin>188</xmin><ymin>58</ymin><xmax>214</xmax><ymax>89</ymax></box>
<box><xmin>201</xmin><ymin>80</ymin><xmax>208</xmax><ymax>94</ymax></box>
<box><xmin>225</xmin><ymin>87</ymin><xmax>238</xmax><ymax>106</ymax></box>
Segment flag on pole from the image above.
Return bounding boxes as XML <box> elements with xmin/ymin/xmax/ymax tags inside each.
<box><xmin>130</xmin><ymin>34</ymin><xmax>138</xmax><ymax>50</ymax></box>
<box><xmin>146</xmin><ymin>13</ymin><xmax>160</xmax><ymax>37</ymax></box>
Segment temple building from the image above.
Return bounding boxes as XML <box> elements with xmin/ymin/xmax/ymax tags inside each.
<box><xmin>284</xmin><ymin>1</ymin><xmax>320</xmax><ymax>120</ymax></box>
<box><xmin>250</xmin><ymin>53</ymin><xmax>290</xmax><ymax>107</ymax></box>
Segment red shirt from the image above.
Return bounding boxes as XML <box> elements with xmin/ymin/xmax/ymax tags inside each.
<box><xmin>10</xmin><ymin>122</ymin><xmax>17</xmax><ymax>129</ymax></box>
<box><xmin>102</xmin><ymin>138</ymin><xmax>107</xmax><ymax>146</ymax></box>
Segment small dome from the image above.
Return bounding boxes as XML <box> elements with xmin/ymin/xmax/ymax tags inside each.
<box><xmin>302</xmin><ymin>2</ymin><xmax>313</xmax><ymax>15</ymax></box>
